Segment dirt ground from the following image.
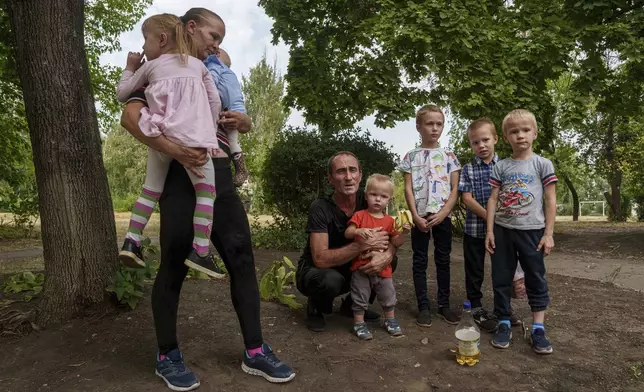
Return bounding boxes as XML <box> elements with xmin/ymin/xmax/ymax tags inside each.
<box><xmin>1</xmin><ymin>222</ymin><xmax>644</xmax><ymax>392</ymax></box>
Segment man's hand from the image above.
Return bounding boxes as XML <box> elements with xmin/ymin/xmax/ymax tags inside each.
<box><xmin>357</xmin><ymin>229</ymin><xmax>389</xmax><ymax>252</ymax></box>
<box><xmin>126</xmin><ymin>51</ymin><xmax>145</xmax><ymax>72</ymax></box>
<box><xmin>537</xmin><ymin>234</ymin><xmax>555</xmax><ymax>256</ymax></box>
<box><xmin>485</xmin><ymin>232</ymin><xmax>496</xmax><ymax>254</ymax></box>
<box><xmin>359</xmin><ymin>247</ymin><xmax>394</xmax><ymax>275</ymax></box>
<box><xmin>413</xmin><ymin>214</ymin><xmax>429</xmax><ymax>233</ymax></box>
<box><xmin>427</xmin><ymin>210</ymin><xmax>448</xmax><ymax>228</ymax></box>
<box><xmin>218</xmin><ymin>111</ymin><xmax>251</xmax><ymax>132</ymax></box>
<box><xmin>355</xmin><ymin>227</ymin><xmax>378</xmax><ymax>240</ymax></box>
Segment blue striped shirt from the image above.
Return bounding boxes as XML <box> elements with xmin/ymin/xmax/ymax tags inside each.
<box><xmin>458</xmin><ymin>154</ymin><xmax>498</xmax><ymax>238</ymax></box>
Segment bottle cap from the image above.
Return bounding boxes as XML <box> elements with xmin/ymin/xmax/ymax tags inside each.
<box><xmin>463</xmin><ymin>300</ymin><xmax>471</xmax><ymax>310</ymax></box>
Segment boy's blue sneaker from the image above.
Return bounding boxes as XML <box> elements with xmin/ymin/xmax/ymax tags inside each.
<box><xmin>531</xmin><ymin>328</ymin><xmax>553</xmax><ymax>355</ymax></box>
<box><xmin>241</xmin><ymin>343</ymin><xmax>296</xmax><ymax>383</ymax></box>
<box><xmin>155</xmin><ymin>348</ymin><xmax>200</xmax><ymax>391</ymax></box>
<box><xmin>491</xmin><ymin>323</ymin><xmax>512</xmax><ymax>349</ymax></box>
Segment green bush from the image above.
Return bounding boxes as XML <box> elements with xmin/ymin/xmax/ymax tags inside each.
<box><xmin>0</xmin><ymin>172</ymin><xmax>39</xmax><ymax>230</ymax></box>
<box><xmin>1</xmin><ymin>271</ymin><xmax>44</xmax><ymax>302</ymax></box>
<box><xmin>106</xmin><ymin>237</ymin><xmax>159</xmax><ymax>310</ymax></box>
<box><xmin>250</xmin><ymin>215</ymin><xmax>307</xmax><ymax>251</ymax></box>
<box><xmin>262</xmin><ymin>127</ymin><xmax>398</xmax><ymax>218</ymax></box>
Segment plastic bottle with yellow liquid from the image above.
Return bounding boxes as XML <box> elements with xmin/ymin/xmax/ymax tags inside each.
<box><xmin>455</xmin><ymin>301</ymin><xmax>481</xmax><ymax>366</ymax></box>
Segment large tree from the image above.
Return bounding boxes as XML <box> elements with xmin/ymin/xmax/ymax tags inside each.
<box><xmin>5</xmin><ymin>0</ymin><xmax>121</xmax><ymax>325</ymax></box>
<box><xmin>240</xmin><ymin>54</ymin><xmax>289</xmax><ymax>212</ymax></box>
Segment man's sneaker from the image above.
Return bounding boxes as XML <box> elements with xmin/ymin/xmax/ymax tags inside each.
<box><xmin>184</xmin><ymin>250</ymin><xmax>226</xmax><ymax>279</ymax></box>
<box><xmin>306</xmin><ymin>299</ymin><xmax>325</xmax><ymax>332</ymax></box>
<box><xmin>155</xmin><ymin>349</ymin><xmax>200</xmax><ymax>391</ymax></box>
<box><xmin>241</xmin><ymin>343</ymin><xmax>296</xmax><ymax>383</ymax></box>
<box><xmin>119</xmin><ymin>238</ymin><xmax>145</xmax><ymax>268</ymax></box>
<box><xmin>340</xmin><ymin>295</ymin><xmax>381</xmax><ymax>322</ymax></box>
<box><xmin>383</xmin><ymin>317</ymin><xmax>403</xmax><ymax>337</ymax></box>
<box><xmin>437</xmin><ymin>306</ymin><xmax>461</xmax><ymax>325</ymax></box>
<box><xmin>353</xmin><ymin>322</ymin><xmax>373</xmax><ymax>340</ymax></box>
<box><xmin>531</xmin><ymin>328</ymin><xmax>553</xmax><ymax>355</ymax></box>
<box><xmin>491</xmin><ymin>323</ymin><xmax>512</xmax><ymax>349</ymax></box>
<box><xmin>416</xmin><ymin>309</ymin><xmax>432</xmax><ymax>327</ymax></box>
<box><xmin>473</xmin><ymin>309</ymin><xmax>498</xmax><ymax>333</ymax></box>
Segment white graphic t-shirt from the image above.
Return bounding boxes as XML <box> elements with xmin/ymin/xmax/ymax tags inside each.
<box><xmin>398</xmin><ymin>147</ymin><xmax>461</xmax><ymax>216</ymax></box>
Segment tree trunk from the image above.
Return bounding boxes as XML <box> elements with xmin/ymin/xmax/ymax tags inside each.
<box><xmin>561</xmin><ymin>173</ymin><xmax>579</xmax><ymax>221</ymax></box>
<box><xmin>5</xmin><ymin>0</ymin><xmax>118</xmax><ymax>326</ymax></box>
<box><xmin>603</xmin><ymin>119</ymin><xmax>623</xmax><ymax>220</ymax></box>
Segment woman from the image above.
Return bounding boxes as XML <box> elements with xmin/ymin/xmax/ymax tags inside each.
<box><xmin>120</xmin><ymin>7</ymin><xmax>295</xmax><ymax>391</ymax></box>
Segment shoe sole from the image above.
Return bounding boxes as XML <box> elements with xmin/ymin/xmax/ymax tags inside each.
<box><xmin>475</xmin><ymin>322</ymin><xmax>499</xmax><ymax>333</ymax></box>
<box><xmin>306</xmin><ymin>325</ymin><xmax>325</xmax><ymax>332</ymax></box>
<box><xmin>155</xmin><ymin>370</ymin><xmax>200</xmax><ymax>391</ymax></box>
<box><xmin>184</xmin><ymin>260</ymin><xmax>226</xmax><ymax>279</ymax></box>
<box><xmin>241</xmin><ymin>363</ymin><xmax>296</xmax><ymax>383</ymax></box>
<box><xmin>416</xmin><ymin>320</ymin><xmax>432</xmax><ymax>327</ymax></box>
<box><xmin>119</xmin><ymin>251</ymin><xmax>145</xmax><ymax>268</ymax></box>
<box><xmin>437</xmin><ymin>313</ymin><xmax>460</xmax><ymax>325</ymax></box>
<box><xmin>490</xmin><ymin>332</ymin><xmax>512</xmax><ymax>349</ymax></box>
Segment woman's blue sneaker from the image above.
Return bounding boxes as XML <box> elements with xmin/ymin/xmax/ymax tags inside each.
<box><xmin>241</xmin><ymin>343</ymin><xmax>296</xmax><ymax>383</ymax></box>
<box><xmin>155</xmin><ymin>348</ymin><xmax>200</xmax><ymax>391</ymax></box>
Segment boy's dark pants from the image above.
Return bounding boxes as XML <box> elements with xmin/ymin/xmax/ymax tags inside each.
<box><xmin>491</xmin><ymin>224</ymin><xmax>549</xmax><ymax>320</ymax></box>
<box><xmin>463</xmin><ymin>234</ymin><xmax>486</xmax><ymax>309</ymax></box>
<box><xmin>411</xmin><ymin>217</ymin><xmax>452</xmax><ymax>311</ymax></box>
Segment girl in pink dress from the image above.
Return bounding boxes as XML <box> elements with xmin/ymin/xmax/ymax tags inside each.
<box><xmin>115</xmin><ymin>13</ymin><xmax>222</xmax><ymax>278</ymax></box>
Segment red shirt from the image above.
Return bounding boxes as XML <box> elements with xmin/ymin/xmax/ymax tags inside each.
<box><xmin>348</xmin><ymin>210</ymin><xmax>397</xmax><ymax>278</ymax></box>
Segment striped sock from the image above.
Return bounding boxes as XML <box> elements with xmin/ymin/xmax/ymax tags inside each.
<box><xmin>532</xmin><ymin>322</ymin><xmax>545</xmax><ymax>333</ymax></box>
<box><xmin>125</xmin><ymin>187</ymin><xmax>161</xmax><ymax>246</ymax></box>
<box><xmin>192</xmin><ymin>182</ymin><xmax>216</xmax><ymax>256</ymax></box>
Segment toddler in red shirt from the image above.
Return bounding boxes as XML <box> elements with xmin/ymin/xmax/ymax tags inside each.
<box><xmin>345</xmin><ymin>174</ymin><xmax>410</xmax><ymax>340</ymax></box>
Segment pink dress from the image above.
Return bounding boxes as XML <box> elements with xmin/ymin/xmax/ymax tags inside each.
<box><xmin>116</xmin><ymin>53</ymin><xmax>221</xmax><ymax>150</ymax></box>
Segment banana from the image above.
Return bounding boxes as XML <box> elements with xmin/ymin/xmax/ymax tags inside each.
<box><xmin>395</xmin><ymin>209</ymin><xmax>415</xmax><ymax>232</ymax></box>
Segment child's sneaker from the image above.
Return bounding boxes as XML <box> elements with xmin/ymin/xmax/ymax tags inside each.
<box><xmin>416</xmin><ymin>309</ymin><xmax>432</xmax><ymax>327</ymax></box>
<box><xmin>383</xmin><ymin>317</ymin><xmax>403</xmax><ymax>336</ymax></box>
<box><xmin>437</xmin><ymin>306</ymin><xmax>460</xmax><ymax>325</ymax></box>
<box><xmin>353</xmin><ymin>322</ymin><xmax>373</xmax><ymax>340</ymax></box>
<box><xmin>491</xmin><ymin>323</ymin><xmax>512</xmax><ymax>349</ymax></box>
<box><xmin>232</xmin><ymin>152</ymin><xmax>249</xmax><ymax>187</ymax></box>
<box><xmin>184</xmin><ymin>250</ymin><xmax>226</xmax><ymax>279</ymax></box>
<box><xmin>530</xmin><ymin>328</ymin><xmax>553</xmax><ymax>355</ymax></box>
<box><xmin>510</xmin><ymin>313</ymin><xmax>522</xmax><ymax>326</ymax></box>
<box><xmin>473</xmin><ymin>309</ymin><xmax>498</xmax><ymax>333</ymax></box>
<box><xmin>119</xmin><ymin>238</ymin><xmax>145</xmax><ymax>268</ymax></box>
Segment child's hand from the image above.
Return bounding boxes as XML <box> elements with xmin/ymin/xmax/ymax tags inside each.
<box><xmin>427</xmin><ymin>210</ymin><xmax>448</xmax><ymax>228</ymax></box>
<box><xmin>485</xmin><ymin>233</ymin><xmax>495</xmax><ymax>254</ymax></box>
<box><xmin>413</xmin><ymin>214</ymin><xmax>429</xmax><ymax>233</ymax></box>
<box><xmin>537</xmin><ymin>234</ymin><xmax>555</xmax><ymax>256</ymax></box>
<box><xmin>401</xmin><ymin>223</ymin><xmax>412</xmax><ymax>234</ymax></box>
<box><xmin>125</xmin><ymin>51</ymin><xmax>145</xmax><ymax>72</ymax></box>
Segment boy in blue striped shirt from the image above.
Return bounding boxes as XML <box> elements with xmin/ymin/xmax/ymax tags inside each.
<box><xmin>458</xmin><ymin>118</ymin><xmax>502</xmax><ymax>333</ymax></box>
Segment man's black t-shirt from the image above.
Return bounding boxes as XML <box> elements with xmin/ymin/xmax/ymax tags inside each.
<box><xmin>297</xmin><ymin>190</ymin><xmax>367</xmax><ymax>278</ymax></box>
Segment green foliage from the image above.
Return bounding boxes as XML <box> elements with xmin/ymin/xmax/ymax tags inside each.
<box><xmin>250</xmin><ymin>215</ymin><xmax>307</xmax><ymax>251</ymax></box>
<box><xmin>1</xmin><ymin>271</ymin><xmax>44</xmax><ymax>302</ymax></box>
<box><xmin>102</xmin><ymin>123</ymin><xmax>147</xmax><ymax>207</ymax></box>
<box><xmin>0</xmin><ymin>168</ymin><xmax>38</xmax><ymax>229</ymax></box>
<box><xmin>0</xmin><ymin>0</ymin><xmax>151</xmax><ymax>209</ymax></box>
<box><xmin>258</xmin><ymin>256</ymin><xmax>301</xmax><ymax>309</ymax></box>
<box><xmin>240</xmin><ymin>55</ymin><xmax>289</xmax><ymax>214</ymax></box>
<box><xmin>262</xmin><ymin>127</ymin><xmax>398</xmax><ymax>217</ymax></box>
<box><xmin>106</xmin><ymin>237</ymin><xmax>158</xmax><ymax>310</ymax></box>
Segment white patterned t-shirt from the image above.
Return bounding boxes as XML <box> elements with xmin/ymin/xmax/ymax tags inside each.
<box><xmin>397</xmin><ymin>148</ymin><xmax>461</xmax><ymax>216</ymax></box>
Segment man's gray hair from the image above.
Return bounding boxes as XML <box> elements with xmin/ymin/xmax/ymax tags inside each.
<box><xmin>327</xmin><ymin>151</ymin><xmax>361</xmax><ymax>174</ymax></box>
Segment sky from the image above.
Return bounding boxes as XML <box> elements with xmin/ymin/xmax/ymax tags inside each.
<box><xmin>99</xmin><ymin>0</ymin><xmax>452</xmax><ymax>159</ymax></box>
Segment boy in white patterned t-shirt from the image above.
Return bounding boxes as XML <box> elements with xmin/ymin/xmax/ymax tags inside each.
<box><xmin>398</xmin><ymin>104</ymin><xmax>461</xmax><ymax>327</ymax></box>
